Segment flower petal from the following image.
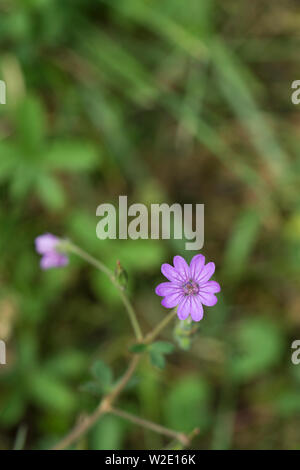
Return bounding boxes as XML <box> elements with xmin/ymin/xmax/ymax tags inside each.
<box><xmin>189</xmin><ymin>254</ymin><xmax>205</xmax><ymax>281</ymax></box>
<box><xmin>40</xmin><ymin>253</ymin><xmax>69</xmax><ymax>270</ymax></box>
<box><xmin>190</xmin><ymin>296</ymin><xmax>204</xmax><ymax>322</ymax></box>
<box><xmin>161</xmin><ymin>292</ymin><xmax>183</xmax><ymax>308</ymax></box>
<box><xmin>173</xmin><ymin>255</ymin><xmax>190</xmax><ymax>280</ymax></box>
<box><xmin>35</xmin><ymin>233</ymin><xmax>59</xmax><ymax>255</ymax></box>
<box><xmin>200</xmin><ymin>281</ymin><xmax>221</xmax><ymax>294</ymax></box>
<box><xmin>198</xmin><ymin>292</ymin><xmax>218</xmax><ymax>307</ymax></box>
<box><xmin>177</xmin><ymin>297</ymin><xmax>190</xmax><ymax>320</ymax></box>
<box><xmin>197</xmin><ymin>262</ymin><xmax>215</xmax><ymax>284</ymax></box>
<box><xmin>155</xmin><ymin>282</ymin><xmax>181</xmax><ymax>297</ymax></box>
<box><xmin>161</xmin><ymin>263</ymin><xmax>183</xmax><ymax>283</ymax></box>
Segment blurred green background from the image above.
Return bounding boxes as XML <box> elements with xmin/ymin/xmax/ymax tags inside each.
<box><xmin>1</xmin><ymin>0</ymin><xmax>300</xmax><ymax>450</ymax></box>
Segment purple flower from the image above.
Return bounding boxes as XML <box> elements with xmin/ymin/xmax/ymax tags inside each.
<box><xmin>155</xmin><ymin>255</ymin><xmax>221</xmax><ymax>322</ymax></box>
<box><xmin>35</xmin><ymin>233</ymin><xmax>69</xmax><ymax>270</ymax></box>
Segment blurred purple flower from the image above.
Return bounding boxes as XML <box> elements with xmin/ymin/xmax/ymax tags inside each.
<box><xmin>35</xmin><ymin>233</ymin><xmax>68</xmax><ymax>270</ymax></box>
<box><xmin>155</xmin><ymin>255</ymin><xmax>221</xmax><ymax>322</ymax></box>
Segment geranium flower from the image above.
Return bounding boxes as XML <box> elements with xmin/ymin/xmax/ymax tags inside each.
<box><xmin>35</xmin><ymin>233</ymin><xmax>69</xmax><ymax>270</ymax></box>
<box><xmin>155</xmin><ymin>255</ymin><xmax>221</xmax><ymax>322</ymax></box>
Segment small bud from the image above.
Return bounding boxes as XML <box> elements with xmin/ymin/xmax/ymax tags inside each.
<box><xmin>114</xmin><ymin>260</ymin><xmax>128</xmax><ymax>290</ymax></box>
<box><xmin>173</xmin><ymin>317</ymin><xmax>200</xmax><ymax>350</ymax></box>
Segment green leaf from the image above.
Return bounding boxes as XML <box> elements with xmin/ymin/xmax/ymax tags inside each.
<box><xmin>0</xmin><ymin>142</ymin><xmax>17</xmax><ymax>182</ymax></box>
<box><xmin>149</xmin><ymin>350</ymin><xmax>166</xmax><ymax>369</ymax></box>
<box><xmin>45</xmin><ymin>140</ymin><xmax>99</xmax><ymax>171</ymax></box>
<box><xmin>148</xmin><ymin>341</ymin><xmax>175</xmax><ymax>368</ymax></box>
<box><xmin>45</xmin><ymin>351</ymin><xmax>87</xmax><ymax>379</ymax></box>
<box><xmin>80</xmin><ymin>381</ymin><xmax>102</xmax><ymax>396</ymax></box>
<box><xmin>36</xmin><ymin>173</ymin><xmax>66</xmax><ymax>211</ymax></box>
<box><xmin>0</xmin><ymin>391</ymin><xmax>26</xmax><ymax>427</ymax></box>
<box><xmin>150</xmin><ymin>341</ymin><xmax>175</xmax><ymax>354</ymax></box>
<box><xmin>129</xmin><ymin>343</ymin><xmax>148</xmax><ymax>354</ymax></box>
<box><xmin>222</xmin><ymin>208</ymin><xmax>261</xmax><ymax>281</ymax></box>
<box><xmin>10</xmin><ymin>163</ymin><xmax>36</xmax><ymax>199</ymax></box>
<box><xmin>90</xmin><ymin>360</ymin><xmax>113</xmax><ymax>391</ymax></box>
<box><xmin>230</xmin><ymin>318</ymin><xmax>284</xmax><ymax>382</ymax></box>
<box><xmin>15</xmin><ymin>95</ymin><xmax>46</xmax><ymax>152</ymax></box>
<box><xmin>276</xmin><ymin>390</ymin><xmax>300</xmax><ymax>417</ymax></box>
<box><xmin>89</xmin><ymin>414</ymin><xmax>126</xmax><ymax>450</ymax></box>
<box><xmin>164</xmin><ymin>376</ymin><xmax>211</xmax><ymax>432</ymax></box>
<box><xmin>28</xmin><ymin>372</ymin><xmax>76</xmax><ymax>413</ymax></box>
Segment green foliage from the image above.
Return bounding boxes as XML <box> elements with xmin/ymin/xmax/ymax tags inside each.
<box><xmin>0</xmin><ymin>0</ymin><xmax>299</xmax><ymax>451</ymax></box>
<box><xmin>230</xmin><ymin>318</ymin><xmax>285</xmax><ymax>382</ymax></box>
<box><xmin>149</xmin><ymin>350</ymin><xmax>166</xmax><ymax>370</ymax></box>
<box><xmin>129</xmin><ymin>341</ymin><xmax>174</xmax><ymax>369</ymax></box>
<box><xmin>29</xmin><ymin>371</ymin><xmax>76</xmax><ymax>413</ymax></box>
<box><xmin>81</xmin><ymin>360</ymin><xmax>113</xmax><ymax>396</ymax></box>
<box><xmin>150</xmin><ymin>341</ymin><xmax>175</xmax><ymax>354</ymax></box>
<box><xmin>89</xmin><ymin>414</ymin><xmax>127</xmax><ymax>450</ymax></box>
<box><xmin>46</xmin><ymin>351</ymin><xmax>87</xmax><ymax>379</ymax></box>
<box><xmin>0</xmin><ymin>94</ymin><xmax>100</xmax><ymax>210</ymax></box>
<box><xmin>222</xmin><ymin>208</ymin><xmax>261</xmax><ymax>282</ymax></box>
<box><xmin>164</xmin><ymin>376</ymin><xmax>212</xmax><ymax>433</ymax></box>
<box><xmin>129</xmin><ymin>343</ymin><xmax>148</xmax><ymax>354</ymax></box>
<box><xmin>90</xmin><ymin>360</ymin><xmax>113</xmax><ymax>386</ymax></box>
<box><xmin>174</xmin><ymin>318</ymin><xmax>199</xmax><ymax>350</ymax></box>
<box><xmin>148</xmin><ymin>341</ymin><xmax>175</xmax><ymax>369</ymax></box>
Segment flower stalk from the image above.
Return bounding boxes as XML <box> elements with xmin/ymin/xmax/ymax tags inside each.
<box><xmin>61</xmin><ymin>241</ymin><xmax>143</xmax><ymax>342</ymax></box>
<box><xmin>51</xmin><ymin>244</ymin><xmax>184</xmax><ymax>450</ymax></box>
<box><xmin>144</xmin><ymin>308</ymin><xmax>178</xmax><ymax>345</ymax></box>
<box><xmin>34</xmin><ymin>236</ymin><xmax>220</xmax><ymax>450</ymax></box>
<box><xmin>52</xmin><ymin>355</ymin><xmax>140</xmax><ymax>450</ymax></box>
<box><xmin>110</xmin><ymin>407</ymin><xmax>190</xmax><ymax>446</ymax></box>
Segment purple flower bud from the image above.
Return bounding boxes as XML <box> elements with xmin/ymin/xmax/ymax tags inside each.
<box><xmin>35</xmin><ymin>233</ymin><xmax>69</xmax><ymax>270</ymax></box>
<box><xmin>35</xmin><ymin>233</ymin><xmax>60</xmax><ymax>255</ymax></box>
<box><xmin>40</xmin><ymin>252</ymin><xmax>69</xmax><ymax>270</ymax></box>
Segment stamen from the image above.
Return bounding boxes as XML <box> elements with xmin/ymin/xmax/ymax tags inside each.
<box><xmin>182</xmin><ymin>280</ymin><xmax>199</xmax><ymax>296</ymax></box>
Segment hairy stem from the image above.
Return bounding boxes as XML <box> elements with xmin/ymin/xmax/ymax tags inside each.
<box><xmin>164</xmin><ymin>427</ymin><xmax>200</xmax><ymax>450</ymax></box>
<box><xmin>144</xmin><ymin>308</ymin><xmax>178</xmax><ymax>344</ymax></box>
<box><xmin>52</xmin><ymin>243</ymin><xmax>180</xmax><ymax>451</ymax></box>
<box><xmin>52</xmin><ymin>308</ymin><xmax>179</xmax><ymax>450</ymax></box>
<box><xmin>110</xmin><ymin>407</ymin><xmax>190</xmax><ymax>446</ymax></box>
<box><xmin>64</xmin><ymin>242</ymin><xmax>143</xmax><ymax>341</ymax></box>
<box><xmin>52</xmin><ymin>355</ymin><xmax>140</xmax><ymax>450</ymax></box>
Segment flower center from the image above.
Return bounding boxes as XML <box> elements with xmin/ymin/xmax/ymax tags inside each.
<box><xmin>182</xmin><ymin>280</ymin><xmax>199</xmax><ymax>296</ymax></box>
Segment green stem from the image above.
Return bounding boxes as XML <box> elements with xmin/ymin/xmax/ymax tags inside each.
<box><xmin>52</xmin><ymin>307</ymin><xmax>179</xmax><ymax>450</ymax></box>
<box><xmin>63</xmin><ymin>241</ymin><xmax>143</xmax><ymax>341</ymax></box>
<box><xmin>144</xmin><ymin>308</ymin><xmax>178</xmax><ymax>344</ymax></box>
<box><xmin>53</xmin><ymin>355</ymin><xmax>140</xmax><ymax>450</ymax></box>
